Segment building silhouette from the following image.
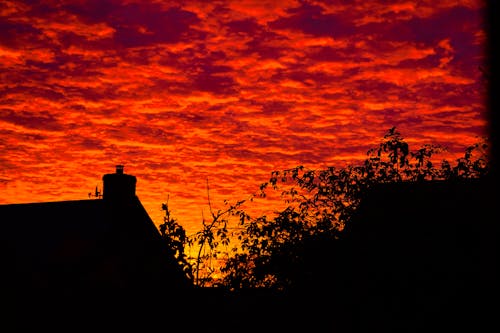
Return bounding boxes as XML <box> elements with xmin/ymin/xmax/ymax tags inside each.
<box><xmin>0</xmin><ymin>166</ymin><xmax>191</xmax><ymax>331</ymax></box>
<box><xmin>1</xmin><ymin>168</ymin><xmax>496</xmax><ymax>332</ymax></box>
<box><xmin>199</xmin><ymin>178</ymin><xmax>497</xmax><ymax>332</ymax></box>
<box><xmin>327</xmin><ymin>178</ymin><xmax>497</xmax><ymax>332</ymax></box>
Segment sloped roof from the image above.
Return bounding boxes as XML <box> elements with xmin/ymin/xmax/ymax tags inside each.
<box><xmin>0</xmin><ymin>168</ymin><xmax>195</xmax><ymax>331</ymax></box>
<box><xmin>1</xmin><ymin>196</ymin><xmax>191</xmax><ymax>299</ymax></box>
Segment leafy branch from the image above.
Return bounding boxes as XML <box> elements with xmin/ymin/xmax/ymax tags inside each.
<box><xmin>160</xmin><ymin>127</ymin><xmax>491</xmax><ymax>290</ymax></box>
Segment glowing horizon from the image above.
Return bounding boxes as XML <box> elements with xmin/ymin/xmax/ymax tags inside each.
<box><xmin>0</xmin><ymin>0</ymin><xmax>489</xmax><ymax>234</ymax></box>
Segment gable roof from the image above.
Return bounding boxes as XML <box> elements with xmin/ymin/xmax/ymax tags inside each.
<box><xmin>0</xmin><ymin>168</ymin><xmax>191</xmax><ymax>303</ymax></box>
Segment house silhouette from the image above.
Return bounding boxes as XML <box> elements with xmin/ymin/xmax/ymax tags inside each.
<box><xmin>341</xmin><ymin>178</ymin><xmax>497</xmax><ymax>332</ymax></box>
<box><xmin>1</xmin><ymin>166</ymin><xmax>192</xmax><ymax>331</ymax></box>
<box><xmin>1</xmin><ymin>168</ymin><xmax>497</xmax><ymax>332</ymax></box>
<box><xmin>194</xmin><ymin>178</ymin><xmax>498</xmax><ymax>332</ymax></box>
<box><xmin>277</xmin><ymin>177</ymin><xmax>498</xmax><ymax>332</ymax></box>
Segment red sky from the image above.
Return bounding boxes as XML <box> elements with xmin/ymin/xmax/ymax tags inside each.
<box><xmin>0</xmin><ymin>0</ymin><xmax>488</xmax><ymax>235</ymax></box>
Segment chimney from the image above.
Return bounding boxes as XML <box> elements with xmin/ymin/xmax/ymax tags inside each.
<box><xmin>102</xmin><ymin>165</ymin><xmax>137</xmax><ymax>201</ymax></box>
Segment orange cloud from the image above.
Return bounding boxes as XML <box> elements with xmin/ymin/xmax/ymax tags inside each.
<box><xmin>0</xmin><ymin>0</ymin><xmax>489</xmax><ymax>234</ymax></box>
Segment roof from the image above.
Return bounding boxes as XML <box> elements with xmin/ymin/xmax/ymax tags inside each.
<box><xmin>1</xmin><ymin>167</ymin><xmax>194</xmax><ymax>330</ymax></box>
<box><xmin>0</xmin><ymin>196</ymin><xmax>191</xmax><ymax>299</ymax></box>
<box><xmin>344</xmin><ymin>178</ymin><xmax>496</xmax><ymax>248</ymax></box>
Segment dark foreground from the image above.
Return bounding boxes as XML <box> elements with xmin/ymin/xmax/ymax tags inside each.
<box><xmin>5</xmin><ymin>178</ymin><xmax>498</xmax><ymax>332</ymax></box>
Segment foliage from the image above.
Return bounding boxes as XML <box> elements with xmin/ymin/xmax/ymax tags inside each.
<box><xmin>160</xmin><ymin>182</ymin><xmax>248</xmax><ymax>286</ymax></box>
<box><xmin>158</xmin><ymin>196</ymin><xmax>193</xmax><ymax>283</ymax></box>
<box><xmin>160</xmin><ymin>127</ymin><xmax>490</xmax><ymax>289</ymax></box>
<box><xmin>187</xmin><ymin>180</ymin><xmax>248</xmax><ymax>286</ymax></box>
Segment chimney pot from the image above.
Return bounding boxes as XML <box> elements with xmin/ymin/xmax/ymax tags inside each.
<box><xmin>116</xmin><ymin>165</ymin><xmax>124</xmax><ymax>174</ymax></box>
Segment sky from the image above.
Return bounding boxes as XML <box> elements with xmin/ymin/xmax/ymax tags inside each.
<box><xmin>0</xmin><ymin>0</ymin><xmax>489</xmax><ymax>235</ymax></box>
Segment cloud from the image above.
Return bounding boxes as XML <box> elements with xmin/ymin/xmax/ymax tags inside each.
<box><xmin>0</xmin><ymin>0</ymin><xmax>488</xmax><ymax>232</ymax></box>
<box><xmin>363</xmin><ymin>5</ymin><xmax>483</xmax><ymax>45</ymax></box>
<box><xmin>0</xmin><ymin>19</ymin><xmax>44</xmax><ymax>48</ymax></box>
<box><xmin>0</xmin><ymin>110</ymin><xmax>64</xmax><ymax>131</ymax></box>
<box><xmin>269</xmin><ymin>1</ymin><xmax>357</xmax><ymax>38</ymax></box>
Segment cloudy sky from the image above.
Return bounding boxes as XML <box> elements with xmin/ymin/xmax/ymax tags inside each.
<box><xmin>0</xmin><ymin>0</ymin><xmax>488</xmax><ymax>234</ymax></box>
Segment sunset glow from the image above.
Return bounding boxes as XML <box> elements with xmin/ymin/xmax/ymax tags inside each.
<box><xmin>0</xmin><ymin>0</ymin><xmax>488</xmax><ymax>234</ymax></box>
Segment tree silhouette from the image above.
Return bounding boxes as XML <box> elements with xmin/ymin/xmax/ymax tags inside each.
<box><xmin>160</xmin><ymin>127</ymin><xmax>490</xmax><ymax>289</ymax></box>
